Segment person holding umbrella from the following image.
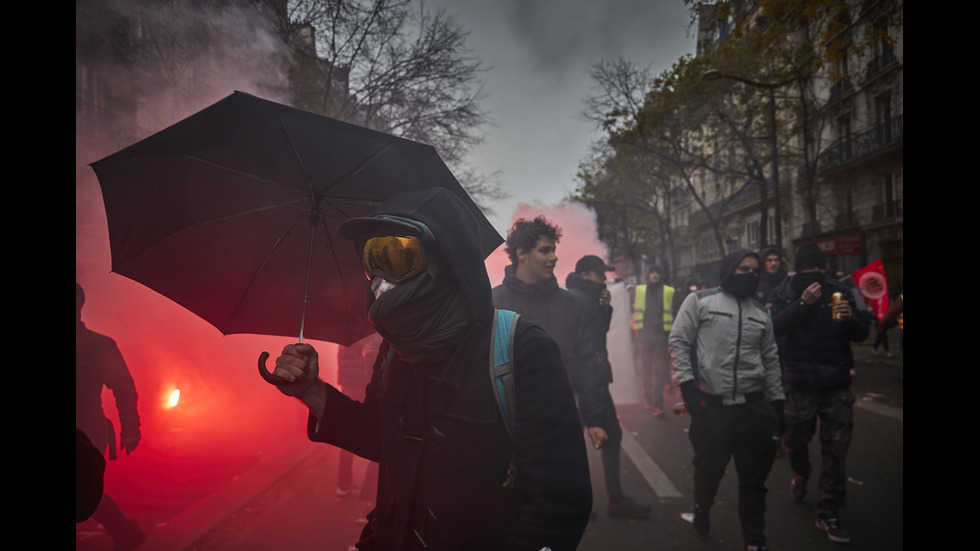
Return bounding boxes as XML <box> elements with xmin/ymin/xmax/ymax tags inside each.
<box><xmin>269</xmin><ymin>188</ymin><xmax>592</xmax><ymax>550</ymax></box>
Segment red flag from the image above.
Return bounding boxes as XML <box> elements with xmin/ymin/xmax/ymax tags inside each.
<box><xmin>852</xmin><ymin>259</ymin><xmax>889</xmax><ymax>320</ymax></box>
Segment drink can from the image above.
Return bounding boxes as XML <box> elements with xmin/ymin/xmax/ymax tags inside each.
<box><xmin>831</xmin><ymin>292</ymin><xmax>844</xmax><ymax>320</ymax></box>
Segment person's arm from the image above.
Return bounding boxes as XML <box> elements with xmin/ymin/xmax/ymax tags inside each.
<box><xmin>272</xmin><ymin>343</ymin><xmax>329</xmax><ymax>419</ymax></box>
<box><xmin>879</xmin><ymin>295</ymin><xmax>903</xmax><ymax>330</ymax></box>
<box><xmin>760</xmin><ymin>311</ymin><xmax>785</xmax><ymax>401</ymax></box>
<box><xmin>568</xmin><ymin>305</ymin><xmax>606</xmax><ymax>447</ymax></box>
<box><xmin>668</xmin><ymin>293</ymin><xmax>699</xmax><ymax>387</ymax></box>
<box><xmin>838</xmin><ymin>290</ymin><xmax>872</xmax><ymax>343</ymax></box>
<box><xmin>102</xmin><ymin>339</ymin><xmax>141</xmax><ymax>454</ymax></box>
<box><xmin>669</xmin><ymin>293</ymin><xmax>707</xmax><ymax>415</ymax></box>
<box><xmin>770</xmin><ymin>281</ymin><xmax>820</xmax><ymax>337</ymax></box>
<box><xmin>273</xmin><ymin>343</ymin><xmax>382</xmax><ymax>461</ymax></box>
<box><xmin>505</xmin><ymin>323</ymin><xmax>592</xmax><ymax>550</ymax></box>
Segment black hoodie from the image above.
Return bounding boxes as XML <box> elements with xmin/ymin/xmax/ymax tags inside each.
<box><xmin>312</xmin><ymin>188</ymin><xmax>592</xmax><ymax>550</ymax></box>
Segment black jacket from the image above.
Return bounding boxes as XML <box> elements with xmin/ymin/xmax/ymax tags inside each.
<box><xmin>769</xmin><ymin>275</ymin><xmax>871</xmax><ymax>391</ymax></box>
<box><xmin>492</xmin><ymin>266</ymin><xmax>603</xmax><ymax>427</ymax></box>
<box><xmin>564</xmin><ymin>272</ymin><xmax>614</xmax><ymax>385</ymax></box>
<box><xmin>310</xmin><ymin>188</ymin><xmax>592</xmax><ymax>550</ymax></box>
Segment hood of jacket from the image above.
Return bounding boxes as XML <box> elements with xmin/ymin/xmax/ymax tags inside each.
<box><xmin>719</xmin><ymin>248</ymin><xmax>761</xmax><ymax>282</ymax></box>
<box><xmin>351</xmin><ymin>187</ymin><xmax>498</xmax><ymax>325</ymax></box>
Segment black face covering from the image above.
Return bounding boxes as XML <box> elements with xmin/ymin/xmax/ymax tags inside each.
<box><xmin>722</xmin><ymin>272</ymin><xmax>760</xmax><ymax>299</ymax></box>
<box><xmin>792</xmin><ymin>271</ymin><xmax>825</xmax><ymax>296</ymax></box>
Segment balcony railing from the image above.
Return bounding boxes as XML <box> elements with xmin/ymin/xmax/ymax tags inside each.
<box><xmin>816</xmin><ymin>114</ymin><xmax>903</xmax><ymax>174</ymax></box>
<box><xmin>865</xmin><ymin>51</ymin><xmax>898</xmax><ymax>81</ymax></box>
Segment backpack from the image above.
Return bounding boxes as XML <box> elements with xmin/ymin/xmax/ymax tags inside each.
<box><xmin>490</xmin><ymin>309</ymin><xmax>520</xmax><ymax>488</ymax></box>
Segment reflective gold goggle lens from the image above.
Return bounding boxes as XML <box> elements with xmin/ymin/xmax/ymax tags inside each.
<box><xmin>361</xmin><ymin>235</ymin><xmax>424</xmax><ymax>282</ymax></box>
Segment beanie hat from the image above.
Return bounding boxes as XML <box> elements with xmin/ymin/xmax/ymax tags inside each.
<box><xmin>794</xmin><ymin>244</ymin><xmax>826</xmax><ymax>272</ymax></box>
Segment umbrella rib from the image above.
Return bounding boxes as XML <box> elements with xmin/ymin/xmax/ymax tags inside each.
<box><xmin>273</xmin><ymin>109</ymin><xmax>395</xmax><ymax>213</ymax></box>
<box><xmin>231</xmin><ymin>214</ymin><xmax>306</xmax><ymax>332</ymax></box>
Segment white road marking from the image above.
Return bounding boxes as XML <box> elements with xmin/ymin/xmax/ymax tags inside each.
<box><xmin>620</xmin><ymin>424</ymin><xmax>683</xmax><ymax>498</ymax></box>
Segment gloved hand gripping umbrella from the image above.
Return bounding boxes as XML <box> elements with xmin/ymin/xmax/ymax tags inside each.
<box><xmin>92</xmin><ymin>91</ymin><xmax>501</xmax><ymax>385</ymax></box>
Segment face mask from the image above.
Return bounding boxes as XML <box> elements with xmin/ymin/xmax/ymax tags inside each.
<box><xmin>371</xmin><ymin>276</ymin><xmax>398</xmax><ymax>299</ymax></box>
<box><xmin>723</xmin><ymin>273</ymin><xmax>759</xmax><ymax>299</ymax></box>
<box><xmin>792</xmin><ymin>271</ymin><xmax>825</xmax><ymax>296</ymax></box>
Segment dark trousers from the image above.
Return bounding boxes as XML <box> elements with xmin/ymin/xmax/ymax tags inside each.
<box><xmin>783</xmin><ymin>388</ymin><xmax>854</xmax><ymax>515</ymax></box>
<box><xmin>639</xmin><ymin>335</ymin><xmax>671</xmax><ymax>410</ymax></box>
<box><xmin>689</xmin><ymin>399</ymin><xmax>780</xmax><ymax>546</ymax></box>
<box><xmin>594</xmin><ymin>385</ymin><xmax>625</xmax><ymax>501</ymax></box>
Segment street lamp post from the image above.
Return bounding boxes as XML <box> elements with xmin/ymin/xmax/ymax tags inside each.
<box><xmin>702</xmin><ymin>69</ymin><xmax>785</xmax><ymax>253</ymax></box>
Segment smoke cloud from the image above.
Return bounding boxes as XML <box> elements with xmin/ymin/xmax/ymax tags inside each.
<box><xmin>485</xmin><ymin>199</ymin><xmax>610</xmax><ymax>287</ymax></box>
<box><xmin>76</xmin><ymin>2</ymin><xmax>335</xmax><ymax>529</ymax></box>
<box><xmin>502</xmin><ymin>0</ymin><xmax>692</xmax><ymax>81</ymax></box>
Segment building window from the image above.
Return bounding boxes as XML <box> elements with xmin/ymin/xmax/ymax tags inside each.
<box><xmin>746</xmin><ymin>220</ymin><xmax>760</xmax><ymax>249</ymax></box>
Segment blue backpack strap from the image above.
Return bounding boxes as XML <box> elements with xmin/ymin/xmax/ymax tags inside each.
<box><xmin>490</xmin><ymin>309</ymin><xmax>520</xmax><ymax>488</ymax></box>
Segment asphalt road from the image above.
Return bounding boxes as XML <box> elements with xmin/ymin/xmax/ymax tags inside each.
<box><xmin>77</xmin><ymin>342</ymin><xmax>902</xmax><ymax>551</ymax></box>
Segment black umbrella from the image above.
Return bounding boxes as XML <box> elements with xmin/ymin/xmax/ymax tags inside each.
<box><xmin>92</xmin><ymin>91</ymin><xmax>501</xmax><ymax>382</ymax></box>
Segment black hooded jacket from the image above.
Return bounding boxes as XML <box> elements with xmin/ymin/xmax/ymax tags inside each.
<box><xmin>769</xmin><ymin>273</ymin><xmax>871</xmax><ymax>391</ymax></box>
<box><xmin>309</xmin><ymin>188</ymin><xmax>592</xmax><ymax>550</ymax></box>
<box><xmin>564</xmin><ymin>272</ymin><xmax>614</xmax><ymax>385</ymax></box>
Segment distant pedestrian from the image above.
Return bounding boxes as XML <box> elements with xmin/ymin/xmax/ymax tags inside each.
<box><xmin>755</xmin><ymin>246</ymin><xmax>786</xmax><ymax>306</ymax></box>
<box><xmin>632</xmin><ymin>266</ymin><xmax>680</xmax><ymax>417</ymax></box>
<box><xmin>768</xmin><ymin>244</ymin><xmax>871</xmax><ymax>544</ymax></box>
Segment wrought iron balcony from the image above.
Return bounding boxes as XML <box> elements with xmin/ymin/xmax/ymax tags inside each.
<box><xmin>816</xmin><ymin>114</ymin><xmax>903</xmax><ymax>174</ymax></box>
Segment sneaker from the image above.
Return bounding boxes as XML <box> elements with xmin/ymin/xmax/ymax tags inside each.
<box><xmin>609</xmin><ymin>496</ymin><xmax>651</xmax><ymax>518</ymax></box>
<box><xmin>816</xmin><ymin>514</ymin><xmax>851</xmax><ymax>544</ymax></box>
<box><xmin>746</xmin><ymin>546</ymin><xmax>769</xmax><ymax>551</ymax></box>
<box><xmin>336</xmin><ymin>485</ymin><xmax>353</xmax><ymax>499</ymax></box>
<box><xmin>790</xmin><ymin>474</ymin><xmax>807</xmax><ymax>504</ymax></box>
<box><xmin>693</xmin><ymin>504</ymin><xmax>709</xmax><ymax>537</ymax></box>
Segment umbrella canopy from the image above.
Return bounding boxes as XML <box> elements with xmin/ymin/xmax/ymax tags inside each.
<box><xmin>92</xmin><ymin>91</ymin><xmax>501</xmax><ymax>348</ymax></box>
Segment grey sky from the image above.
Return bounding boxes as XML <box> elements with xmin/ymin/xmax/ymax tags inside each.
<box><xmin>426</xmin><ymin>0</ymin><xmax>697</xmax><ymax>233</ymax></box>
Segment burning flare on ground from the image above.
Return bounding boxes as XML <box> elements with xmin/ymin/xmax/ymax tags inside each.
<box><xmin>166</xmin><ymin>388</ymin><xmax>181</xmax><ymax>409</ymax></box>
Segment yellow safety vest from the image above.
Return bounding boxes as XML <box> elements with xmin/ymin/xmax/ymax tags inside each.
<box><xmin>632</xmin><ymin>284</ymin><xmax>675</xmax><ymax>331</ymax></box>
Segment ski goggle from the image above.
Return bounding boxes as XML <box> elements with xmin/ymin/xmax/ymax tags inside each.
<box><xmin>359</xmin><ymin>235</ymin><xmax>426</xmax><ymax>283</ymax></box>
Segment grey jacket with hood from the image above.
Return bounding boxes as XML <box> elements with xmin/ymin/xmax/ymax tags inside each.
<box><xmin>669</xmin><ymin>249</ymin><xmax>785</xmax><ymax>406</ymax></box>
<box><xmin>308</xmin><ymin>188</ymin><xmax>592</xmax><ymax>550</ymax></box>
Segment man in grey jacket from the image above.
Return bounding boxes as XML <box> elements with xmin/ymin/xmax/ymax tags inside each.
<box><xmin>670</xmin><ymin>249</ymin><xmax>784</xmax><ymax>551</ymax></box>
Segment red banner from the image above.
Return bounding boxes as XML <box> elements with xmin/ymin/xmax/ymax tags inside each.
<box><xmin>852</xmin><ymin>259</ymin><xmax>889</xmax><ymax>320</ymax></box>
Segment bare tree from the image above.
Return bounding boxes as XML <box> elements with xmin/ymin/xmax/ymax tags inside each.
<box><xmin>267</xmin><ymin>0</ymin><xmax>501</xmax><ymax>208</ymax></box>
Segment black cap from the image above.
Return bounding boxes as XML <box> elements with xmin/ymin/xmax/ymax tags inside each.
<box><xmin>576</xmin><ymin>254</ymin><xmax>614</xmax><ymax>274</ymax></box>
<box><xmin>338</xmin><ymin>216</ymin><xmax>422</xmax><ymax>243</ymax></box>
<box><xmin>794</xmin><ymin>243</ymin><xmax>826</xmax><ymax>272</ymax></box>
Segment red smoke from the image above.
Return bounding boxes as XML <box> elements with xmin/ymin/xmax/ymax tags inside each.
<box><xmin>485</xmin><ymin>199</ymin><xmax>611</xmax><ymax>287</ymax></box>
<box><xmin>77</xmin><ymin>156</ymin><xmax>342</xmax><ymax>529</ymax></box>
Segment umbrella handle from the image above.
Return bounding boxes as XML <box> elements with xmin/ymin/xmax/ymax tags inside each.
<box><xmin>257</xmin><ymin>351</ymin><xmax>290</xmax><ymax>386</ymax></box>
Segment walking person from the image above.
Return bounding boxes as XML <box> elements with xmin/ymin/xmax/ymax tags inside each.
<box><xmin>768</xmin><ymin>244</ymin><xmax>870</xmax><ymax>544</ymax></box>
<box><xmin>670</xmin><ymin>250</ymin><xmax>785</xmax><ymax>551</ymax></box>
